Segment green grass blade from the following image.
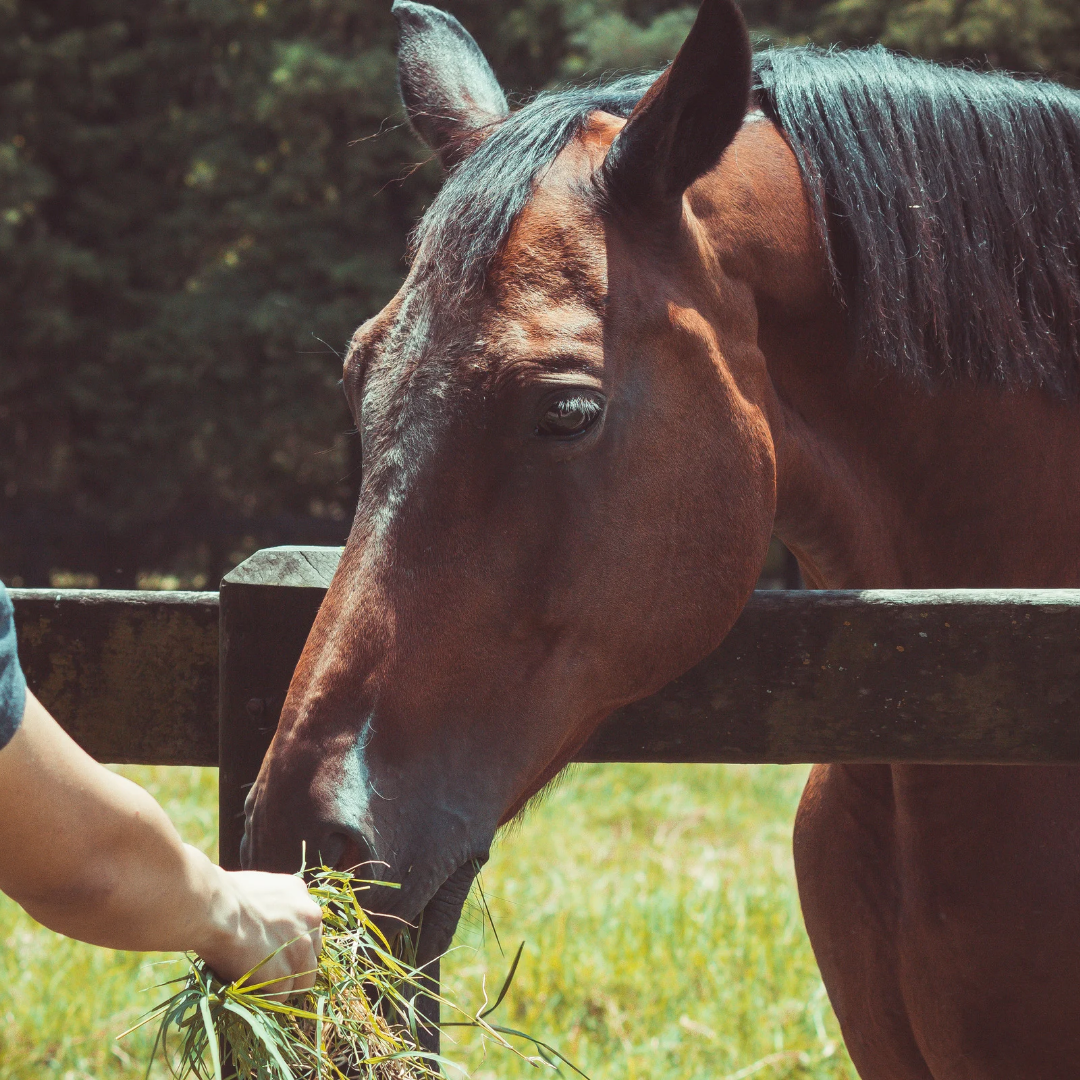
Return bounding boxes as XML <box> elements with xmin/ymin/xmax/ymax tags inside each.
<box><xmin>198</xmin><ymin>997</ymin><xmax>222</xmax><ymax>1080</ymax></box>
<box><xmin>478</xmin><ymin>940</ymin><xmax>524</xmax><ymax>1019</ymax></box>
<box><xmin>220</xmin><ymin>1000</ymin><xmax>296</xmax><ymax>1080</ymax></box>
<box><xmin>141</xmin><ymin>865</ymin><xmax>582</xmax><ymax>1080</ymax></box>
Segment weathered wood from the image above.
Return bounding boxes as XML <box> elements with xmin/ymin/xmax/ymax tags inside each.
<box><xmin>581</xmin><ymin>589</ymin><xmax>1080</xmax><ymax>764</ymax></box>
<box><xmin>217</xmin><ymin>548</ymin><xmax>342</xmax><ymax>871</ymax></box>
<box><xmin>220</xmin><ymin>549</ymin><xmax>1080</xmax><ymax>770</ymax></box>
<box><xmin>10</xmin><ymin>589</ymin><xmax>219</xmax><ymax>765</ymax></box>
<box><xmin>14</xmin><ymin>551</ymin><xmax>1080</xmax><ymax>779</ymax></box>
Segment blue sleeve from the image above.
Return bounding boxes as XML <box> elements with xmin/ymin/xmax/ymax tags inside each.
<box><xmin>0</xmin><ymin>582</ymin><xmax>26</xmax><ymax>750</ymax></box>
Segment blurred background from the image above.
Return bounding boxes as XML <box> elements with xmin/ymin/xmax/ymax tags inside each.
<box><xmin>3</xmin><ymin>0</ymin><xmax>1079</xmax><ymax>589</ymax></box>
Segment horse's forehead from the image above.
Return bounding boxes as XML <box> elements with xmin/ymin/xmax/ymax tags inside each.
<box><xmin>377</xmin><ymin>285</ymin><xmax>602</xmax><ymax>386</ymax></box>
<box><xmin>357</xmin><ymin>118</ymin><xmax>619</xmax><ymax>406</ymax></box>
<box><xmin>470</xmin><ymin>223</ymin><xmax>607</xmax><ymax>377</ymax></box>
<box><xmin>489</xmin><ymin>143</ymin><xmax>611</xmax><ymax>315</ymax></box>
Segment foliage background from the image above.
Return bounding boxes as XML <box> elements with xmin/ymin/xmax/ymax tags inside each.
<box><xmin>4</xmin><ymin>0</ymin><xmax>1080</xmax><ymax>585</ymax></box>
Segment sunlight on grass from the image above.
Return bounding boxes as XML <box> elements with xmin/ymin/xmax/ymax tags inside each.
<box><xmin>0</xmin><ymin>762</ymin><xmax>854</xmax><ymax>1080</ymax></box>
<box><xmin>443</xmin><ymin>764</ymin><xmax>855</xmax><ymax>1080</ymax></box>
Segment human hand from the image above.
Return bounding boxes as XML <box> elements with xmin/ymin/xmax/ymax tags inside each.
<box><xmin>197</xmin><ymin>865</ymin><xmax>323</xmax><ymax>995</ymax></box>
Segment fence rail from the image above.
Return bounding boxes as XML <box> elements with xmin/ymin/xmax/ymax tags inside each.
<box><xmin>12</xmin><ymin>588</ymin><xmax>218</xmax><ymax>765</ymax></box>
<box><xmin>12</xmin><ymin>545</ymin><xmax>1080</xmax><ymax>867</ymax></box>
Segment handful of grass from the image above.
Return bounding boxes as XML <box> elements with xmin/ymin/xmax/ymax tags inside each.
<box><xmin>129</xmin><ymin>868</ymin><xmax>580</xmax><ymax>1080</ymax></box>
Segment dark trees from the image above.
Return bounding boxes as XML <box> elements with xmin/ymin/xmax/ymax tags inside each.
<box><xmin>3</xmin><ymin>0</ymin><xmax>1078</xmax><ymax>585</ymax></box>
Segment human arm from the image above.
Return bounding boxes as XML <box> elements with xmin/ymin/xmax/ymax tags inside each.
<box><xmin>0</xmin><ymin>689</ymin><xmax>322</xmax><ymax>992</ymax></box>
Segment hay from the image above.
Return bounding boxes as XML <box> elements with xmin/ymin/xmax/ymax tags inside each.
<box><xmin>126</xmin><ymin>868</ymin><xmax>582</xmax><ymax>1080</ymax></box>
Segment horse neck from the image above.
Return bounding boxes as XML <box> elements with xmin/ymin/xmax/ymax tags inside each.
<box><xmin>699</xmin><ymin>120</ymin><xmax>1080</xmax><ymax>589</ymax></box>
<box><xmin>694</xmin><ymin>117</ymin><xmax>1080</xmax><ymax>589</ymax></box>
<box><xmin>765</xmin><ymin>335</ymin><xmax>1080</xmax><ymax>589</ymax></box>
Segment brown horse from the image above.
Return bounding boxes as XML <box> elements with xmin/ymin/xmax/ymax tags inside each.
<box><xmin>242</xmin><ymin>1</ymin><xmax>1080</xmax><ymax>1075</ymax></box>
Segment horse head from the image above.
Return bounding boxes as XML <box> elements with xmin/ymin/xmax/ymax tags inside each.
<box><xmin>243</xmin><ymin>0</ymin><xmax>798</xmax><ymax>959</ymax></box>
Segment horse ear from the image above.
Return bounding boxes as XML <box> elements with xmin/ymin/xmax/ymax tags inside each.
<box><xmin>603</xmin><ymin>0</ymin><xmax>752</xmax><ymax>209</ymax></box>
<box><xmin>392</xmin><ymin>0</ymin><xmax>510</xmax><ymax>170</ymax></box>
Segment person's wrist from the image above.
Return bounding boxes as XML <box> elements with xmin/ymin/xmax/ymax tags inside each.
<box><xmin>185</xmin><ymin>852</ymin><xmax>243</xmax><ymax>971</ymax></box>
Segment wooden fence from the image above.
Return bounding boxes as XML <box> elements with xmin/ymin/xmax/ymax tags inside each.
<box><xmin>12</xmin><ymin>545</ymin><xmax>1080</xmax><ymax>872</ymax></box>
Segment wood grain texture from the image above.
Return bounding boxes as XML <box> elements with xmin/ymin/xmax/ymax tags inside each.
<box><xmin>10</xmin><ymin>589</ymin><xmax>219</xmax><ymax>765</ymax></box>
<box><xmin>582</xmin><ymin>589</ymin><xmax>1080</xmax><ymax>764</ymax></box>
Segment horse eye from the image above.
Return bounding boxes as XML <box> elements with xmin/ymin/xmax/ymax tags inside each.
<box><xmin>536</xmin><ymin>393</ymin><xmax>605</xmax><ymax>438</ymax></box>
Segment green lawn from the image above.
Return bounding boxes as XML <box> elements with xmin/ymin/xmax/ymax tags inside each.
<box><xmin>0</xmin><ymin>763</ymin><xmax>854</xmax><ymax>1080</ymax></box>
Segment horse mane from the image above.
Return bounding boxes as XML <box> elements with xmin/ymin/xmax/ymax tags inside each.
<box><xmin>757</xmin><ymin>47</ymin><xmax>1080</xmax><ymax>396</ymax></box>
<box><xmin>413</xmin><ymin>47</ymin><xmax>1080</xmax><ymax>395</ymax></box>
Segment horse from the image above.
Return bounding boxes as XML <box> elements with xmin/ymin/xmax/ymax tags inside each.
<box><xmin>241</xmin><ymin>0</ymin><xmax>1080</xmax><ymax>1074</ymax></box>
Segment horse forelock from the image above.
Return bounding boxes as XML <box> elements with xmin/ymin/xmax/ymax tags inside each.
<box><xmin>408</xmin><ymin>73</ymin><xmax>656</xmax><ymax>301</ymax></box>
<box><xmin>356</xmin><ymin>108</ymin><xmax>617</xmax><ymax>485</ymax></box>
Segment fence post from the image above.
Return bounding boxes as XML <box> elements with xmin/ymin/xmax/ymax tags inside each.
<box><xmin>218</xmin><ymin>547</ymin><xmax>341</xmax><ymax>871</ymax></box>
<box><xmin>218</xmin><ymin>544</ymin><xmax>445</xmax><ymax>1059</ymax></box>
<box><xmin>217</xmin><ymin>544</ymin><xmax>443</xmax><ymax>1059</ymax></box>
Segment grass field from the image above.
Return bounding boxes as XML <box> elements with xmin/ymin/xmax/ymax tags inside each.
<box><xmin>0</xmin><ymin>762</ymin><xmax>854</xmax><ymax>1080</ymax></box>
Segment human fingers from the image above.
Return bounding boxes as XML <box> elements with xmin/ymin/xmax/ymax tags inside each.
<box><xmin>198</xmin><ymin>870</ymin><xmax>323</xmax><ymax>990</ymax></box>
<box><xmin>247</xmin><ymin>932</ymin><xmax>319</xmax><ymax>995</ymax></box>
<box><xmin>242</xmin><ymin>873</ymin><xmax>322</xmax><ymax>992</ymax></box>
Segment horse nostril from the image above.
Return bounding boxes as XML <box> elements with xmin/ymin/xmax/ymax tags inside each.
<box><xmin>318</xmin><ymin>829</ymin><xmax>373</xmax><ymax>874</ymax></box>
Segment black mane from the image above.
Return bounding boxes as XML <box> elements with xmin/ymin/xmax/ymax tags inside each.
<box><xmin>413</xmin><ymin>47</ymin><xmax>1080</xmax><ymax>395</ymax></box>
<box><xmin>411</xmin><ymin>73</ymin><xmax>655</xmax><ymax>292</ymax></box>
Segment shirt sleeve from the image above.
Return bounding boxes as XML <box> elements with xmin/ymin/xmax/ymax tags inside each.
<box><xmin>0</xmin><ymin>582</ymin><xmax>26</xmax><ymax>751</ymax></box>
